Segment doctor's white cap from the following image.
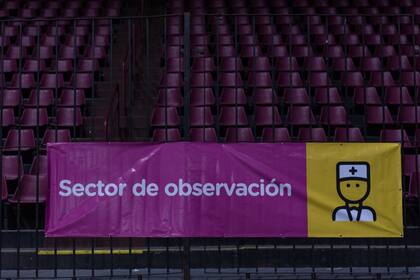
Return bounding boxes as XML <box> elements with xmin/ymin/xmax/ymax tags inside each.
<box><xmin>337</xmin><ymin>163</ymin><xmax>369</xmax><ymax>180</ymax></box>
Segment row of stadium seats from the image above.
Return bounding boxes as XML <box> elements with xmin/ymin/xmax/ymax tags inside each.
<box><xmin>156</xmin><ymin>87</ymin><xmax>420</xmax><ymax>107</ymax></box>
<box><xmin>1</xmin><ymin>89</ymin><xmax>85</xmax><ymax>107</ymax></box>
<box><xmin>157</xmin><ymin>0</ymin><xmax>420</xmax><ymax>216</ymax></box>
<box><xmin>1</xmin><ymin>128</ymin><xmax>69</xmax><ymax>203</ymax></box>
<box><xmin>168</xmin><ymin>0</ymin><xmax>420</xmax><ymax>14</ymax></box>
<box><xmin>0</xmin><ymin>0</ymin><xmax>120</xmax><ymax>18</ymax></box>
<box><xmin>1</xmin><ymin>27</ymin><xmax>110</xmax><ymax>37</ymax></box>
<box><xmin>0</xmin><ymin>0</ymin><xmax>121</xmax><ymax>214</ymax></box>
<box><xmin>165</xmin><ymin>57</ymin><xmax>420</xmax><ymax>72</ymax></box>
<box><xmin>152</xmin><ymin>127</ymin><xmax>419</xmax><ymax>145</ymax></box>
<box><xmin>0</xmin><ymin>108</ymin><xmax>83</xmax><ymax>128</ymax></box>
<box><xmin>0</xmin><ymin>45</ymin><xmax>107</xmax><ymax>57</ymax></box>
<box><xmin>2</xmin><ymin>128</ymin><xmax>70</xmax><ymax>152</ymax></box>
<box><xmin>0</xmin><ymin>59</ymin><xmax>100</xmax><ymax>74</ymax></box>
<box><xmin>0</xmin><ymin>73</ymin><xmax>93</xmax><ymax>88</ymax></box>
<box><xmin>161</xmin><ymin>0</ymin><xmax>420</xmax><ymax>153</ymax></box>
<box><xmin>151</xmin><ymin>105</ymin><xmax>420</xmax><ymax>127</ymax></box>
<box><xmin>160</xmin><ymin>71</ymin><xmax>420</xmax><ymax>87</ymax></box>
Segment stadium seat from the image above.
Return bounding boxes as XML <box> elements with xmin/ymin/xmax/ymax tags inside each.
<box><xmin>26</xmin><ymin>89</ymin><xmax>54</xmax><ymax>107</ymax></box>
<box><xmin>152</xmin><ymin>128</ymin><xmax>181</xmax><ymax>142</ymax></box>
<box><xmin>284</xmin><ymin>88</ymin><xmax>310</xmax><ymax>105</ymax></box>
<box><xmin>334</xmin><ymin>127</ymin><xmax>365</xmax><ymax>142</ymax></box>
<box><xmin>219</xmin><ymin>106</ymin><xmax>249</xmax><ymax>126</ymax></box>
<box><xmin>29</xmin><ymin>155</ymin><xmax>47</xmax><ymax>175</ymax></box>
<box><xmin>190</xmin><ymin>107</ymin><xmax>214</xmax><ymax>127</ymax></box>
<box><xmin>4</xmin><ymin>129</ymin><xmax>36</xmax><ymax>151</ymax></box>
<box><xmin>380</xmin><ymin>128</ymin><xmax>412</xmax><ymax>147</ymax></box>
<box><xmin>1</xmin><ymin>89</ymin><xmax>21</xmax><ymax>108</ymax></box>
<box><xmin>255</xmin><ymin>106</ymin><xmax>282</xmax><ymax>127</ymax></box>
<box><xmin>220</xmin><ymin>88</ymin><xmax>247</xmax><ymax>106</ymax></box>
<box><xmin>297</xmin><ymin>127</ymin><xmax>327</xmax><ymax>142</ymax></box>
<box><xmin>20</xmin><ymin>108</ymin><xmax>49</xmax><ymax>127</ymax></box>
<box><xmin>225</xmin><ymin>127</ymin><xmax>255</xmax><ymax>142</ymax></box>
<box><xmin>319</xmin><ymin>106</ymin><xmax>349</xmax><ymax>126</ymax></box>
<box><xmin>403</xmin><ymin>155</ymin><xmax>420</xmax><ymax>176</ymax></box>
<box><xmin>286</xmin><ymin>106</ymin><xmax>316</xmax><ymax>126</ymax></box>
<box><xmin>366</xmin><ymin>106</ymin><xmax>394</xmax><ymax>125</ymax></box>
<box><xmin>190</xmin><ymin>88</ymin><xmax>215</xmax><ymax>106</ymax></box>
<box><xmin>254</xmin><ymin>88</ymin><xmax>278</xmax><ymax>105</ymax></box>
<box><xmin>9</xmin><ymin>174</ymin><xmax>47</xmax><ymax>203</ymax></box>
<box><xmin>2</xmin><ymin>155</ymin><xmax>23</xmax><ymax>180</ymax></box>
<box><xmin>56</xmin><ymin>107</ymin><xmax>83</xmax><ymax>127</ymax></box>
<box><xmin>261</xmin><ymin>127</ymin><xmax>291</xmax><ymax>142</ymax></box>
<box><xmin>42</xmin><ymin>129</ymin><xmax>71</xmax><ymax>144</ymax></box>
<box><xmin>353</xmin><ymin>87</ymin><xmax>382</xmax><ymax>106</ymax></box>
<box><xmin>398</xmin><ymin>106</ymin><xmax>420</xmax><ymax>125</ymax></box>
<box><xmin>1</xmin><ymin>108</ymin><xmax>15</xmax><ymax>127</ymax></box>
<box><xmin>59</xmin><ymin>89</ymin><xmax>86</xmax><ymax>107</ymax></box>
<box><xmin>314</xmin><ymin>88</ymin><xmax>343</xmax><ymax>105</ymax></box>
<box><xmin>190</xmin><ymin>127</ymin><xmax>217</xmax><ymax>142</ymax></box>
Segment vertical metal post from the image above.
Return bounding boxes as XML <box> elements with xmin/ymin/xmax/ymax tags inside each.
<box><xmin>411</xmin><ymin>15</ymin><xmax>420</xmax><ymax>222</ymax></box>
<box><xmin>72</xmin><ymin>20</ymin><xmax>77</xmax><ymax>137</ymax></box>
<box><xmin>16</xmin><ymin>22</ymin><xmax>23</xmax><ymax>279</ymax></box>
<box><xmin>183</xmin><ymin>13</ymin><xmax>191</xmax><ymax>140</ymax></box>
<box><xmin>0</xmin><ymin>20</ymin><xmax>4</xmax><ymax>280</ymax></box>
<box><xmin>183</xmin><ymin>238</ymin><xmax>191</xmax><ymax>280</ymax></box>
<box><xmin>108</xmin><ymin>18</ymin><xmax>113</xmax><ymax>139</ymax></box>
<box><xmin>163</xmin><ymin>17</ymin><xmax>168</xmax><ymax>140</ymax></box>
<box><xmin>128</xmin><ymin>18</ymin><xmax>133</xmax><ymax>107</ymax></box>
<box><xmin>145</xmin><ymin>17</ymin><xmax>150</xmax><ymax>99</ymax></box>
<box><xmin>53</xmin><ymin>19</ymin><xmax>59</xmax><ymax>278</ymax></box>
<box><xmin>90</xmin><ymin>19</ymin><xmax>95</xmax><ymax>140</ymax></box>
<box><xmin>215</xmin><ymin>15</ymin><xmax>220</xmax><ymax>142</ymax></box>
<box><xmin>236</xmin><ymin>15</ymin><xmax>240</xmax><ymax>141</ymax></box>
<box><xmin>270</xmin><ymin>15</ymin><xmax>276</xmax><ymax>143</ymax></box>
<box><xmin>35</xmin><ymin>20</ymin><xmax>41</xmax><ymax>278</ymax></box>
<box><xmin>307</xmin><ymin>16</ymin><xmax>313</xmax><ymax>141</ymax></box>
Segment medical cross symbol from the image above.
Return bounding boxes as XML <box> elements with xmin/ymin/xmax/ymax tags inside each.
<box><xmin>349</xmin><ymin>166</ymin><xmax>358</xmax><ymax>175</ymax></box>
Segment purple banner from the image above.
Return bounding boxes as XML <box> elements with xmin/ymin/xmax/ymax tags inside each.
<box><xmin>46</xmin><ymin>143</ymin><xmax>307</xmax><ymax>237</ymax></box>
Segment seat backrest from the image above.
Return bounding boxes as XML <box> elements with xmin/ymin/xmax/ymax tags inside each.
<box><xmin>225</xmin><ymin>127</ymin><xmax>255</xmax><ymax>142</ymax></box>
<box><xmin>152</xmin><ymin>128</ymin><xmax>181</xmax><ymax>142</ymax></box>
<box><xmin>4</xmin><ymin>129</ymin><xmax>35</xmax><ymax>151</ymax></box>
<box><xmin>190</xmin><ymin>127</ymin><xmax>217</xmax><ymax>142</ymax></box>
<box><xmin>261</xmin><ymin>127</ymin><xmax>291</xmax><ymax>142</ymax></box>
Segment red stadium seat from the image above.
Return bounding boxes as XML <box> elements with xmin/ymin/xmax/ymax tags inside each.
<box><xmin>2</xmin><ymin>155</ymin><xmax>23</xmax><ymax>180</ymax></box>
<box><xmin>4</xmin><ymin>129</ymin><xmax>36</xmax><ymax>151</ymax></box>
<box><xmin>29</xmin><ymin>155</ymin><xmax>48</xmax><ymax>175</ymax></box>
<box><xmin>334</xmin><ymin>127</ymin><xmax>365</xmax><ymax>142</ymax></box>
<box><xmin>190</xmin><ymin>128</ymin><xmax>217</xmax><ymax>142</ymax></box>
<box><xmin>261</xmin><ymin>127</ymin><xmax>291</xmax><ymax>142</ymax></box>
<box><xmin>190</xmin><ymin>107</ymin><xmax>214</xmax><ymax>127</ymax></box>
<box><xmin>56</xmin><ymin>108</ymin><xmax>83</xmax><ymax>127</ymax></box>
<box><xmin>297</xmin><ymin>127</ymin><xmax>327</xmax><ymax>142</ymax></box>
<box><xmin>225</xmin><ymin>127</ymin><xmax>255</xmax><ymax>142</ymax></box>
<box><xmin>20</xmin><ymin>108</ymin><xmax>49</xmax><ymax>127</ymax></box>
<box><xmin>42</xmin><ymin>129</ymin><xmax>71</xmax><ymax>145</ymax></box>
<box><xmin>9</xmin><ymin>174</ymin><xmax>48</xmax><ymax>203</ymax></box>
<box><xmin>152</xmin><ymin>128</ymin><xmax>182</xmax><ymax>142</ymax></box>
<box><xmin>380</xmin><ymin>129</ymin><xmax>412</xmax><ymax>147</ymax></box>
<box><xmin>219</xmin><ymin>107</ymin><xmax>248</xmax><ymax>126</ymax></box>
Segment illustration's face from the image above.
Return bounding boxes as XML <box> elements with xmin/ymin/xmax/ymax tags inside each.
<box><xmin>338</xmin><ymin>179</ymin><xmax>369</xmax><ymax>203</ymax></box>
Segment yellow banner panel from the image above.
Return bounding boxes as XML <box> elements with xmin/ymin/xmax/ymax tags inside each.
<box><xmin>307</xmin><ymin>143</ymin><xmax>403</xmax><ymax>238</ymax></box>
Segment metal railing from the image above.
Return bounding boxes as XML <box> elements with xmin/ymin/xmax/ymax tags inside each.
<box><xmin>1</xmin><ymin>12</ymin><xmax>420</xmax><ymax>279</ymax></box>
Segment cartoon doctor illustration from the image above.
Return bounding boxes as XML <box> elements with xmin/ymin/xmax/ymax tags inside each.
<box><xmin>332</xmin><ymin>162</ymin><xmax>376</xmax><ymax>222</ymax></box>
